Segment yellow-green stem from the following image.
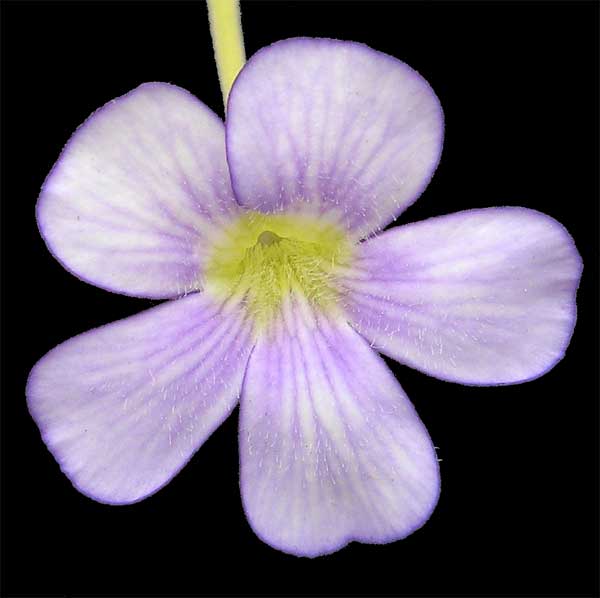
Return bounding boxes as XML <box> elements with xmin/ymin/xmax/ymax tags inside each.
<box><xmin>206</xmin><ymin>0</ymin><xmax>246</xmax><ymax>109</ymax></box>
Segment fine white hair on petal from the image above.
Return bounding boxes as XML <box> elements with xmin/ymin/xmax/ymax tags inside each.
<box><xmin>239</xmin><ymin>294</ymin><xmax>439</xmax><ymax>557</ymax></box>
<box><xmin>27</xmin><ymin>31</ymin><xmax>584</xmax><ymax>561</ymax></box>
<box><xmin>339</xmin><ymin>207</ymin><xmax>583</xmax><ymax>386</ymax></box>
<box><xmin>226</xmin><ymin>37</ymin><xmax>444</xmax><ymax>239</ymax></box>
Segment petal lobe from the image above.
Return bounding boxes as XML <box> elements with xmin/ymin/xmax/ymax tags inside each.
<box><xmin>226</xmin><ymin>38</ymin><xmax>444</xmax><ymax>238</ymax></box>
<box><xmin>37</xmin><ymin>82</ymin><xmax>239</xmax><ymax>298</ymax></box>
<box><xmin>27</xmin><ymin>293</ymin><xmax>254</xmax><ymax>504</ymax></box>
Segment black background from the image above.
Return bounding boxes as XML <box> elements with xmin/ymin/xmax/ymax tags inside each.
<box><xmin>1</xmin><ymin>1</ymin><xmax>598</xmax><ymax>596</ymax></box>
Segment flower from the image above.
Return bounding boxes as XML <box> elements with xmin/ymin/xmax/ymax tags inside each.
<box><xmin>27</xmin><ymin>37</ymin><xmax>582</xmax><ymax>558</ymax></box>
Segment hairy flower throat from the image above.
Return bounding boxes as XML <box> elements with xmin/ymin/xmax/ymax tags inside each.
<box><xmin>204</xmin><ymin>212</ymin><xmax>352</xmax><ymax>330</ymax></box>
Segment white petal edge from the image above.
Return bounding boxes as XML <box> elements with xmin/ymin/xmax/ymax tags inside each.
<box><xmin>37</xmin><ymin>82</ymin><xmax>239</xmax><ymax>299</ymax></box>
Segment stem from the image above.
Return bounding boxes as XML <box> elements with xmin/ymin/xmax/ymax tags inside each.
<box><xmin>206</xmin><ymin>0</ymin><xmax>246</xmax><ymax>110</ymax></box>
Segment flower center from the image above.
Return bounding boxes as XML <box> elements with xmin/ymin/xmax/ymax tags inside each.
<box><xmin>203</xmin><ymin>211</ymin><xmax>352</xmax><ymax>330</ymax></box>
<box><xmin>256</xmin><ymin>230</ymin><xmax>282</xmax><ymax>246</ymax></box>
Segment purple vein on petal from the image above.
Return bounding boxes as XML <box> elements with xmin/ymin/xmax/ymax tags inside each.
<box><xmin>27</xmin><ymin>292</ymin><xmax>255</xmax><ymax>504</ymax></box>
<box><xmin>239</xmin><ymin>294</ymin><xmax>439</xmax><ymax>557</ymax></box>
<box><xmin>226</xmin><ymin>38</ymin><xmax>443</xmax><ymax>238</ymax></box>
<box><xmin>341</xmin><ymin>207</ymin><xmax>582</xmax><ymax>385</ymax></box>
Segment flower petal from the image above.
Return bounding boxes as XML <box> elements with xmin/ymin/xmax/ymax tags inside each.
<box><xmin>239</xmin><ymin>298</ymin><xmax>439</xmax><ymax>557</ymax></box>
<box><xmin>226</xmin><ymin>38</ymin><xmax>443</xmax><ymax>238</ymax></box>
<box><xmin>340</xmin><ymin>208</ymin><xmax>583</xmax><ymax>385</ymax></box>
<box><xmin>37</xmin><ymin>82</ymin><xmax>239</xmax><ymax>298</ymax></box>
<box><xmin>26</xmin><ymin>293</ymin><xmax>253</xmax><ymax>504</ymax></box>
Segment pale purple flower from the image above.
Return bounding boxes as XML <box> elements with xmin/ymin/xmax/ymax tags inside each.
<box><xmin>27</xmin><ymin>38</ymin><xmax>582</xmax><ymax>557</ymax></box>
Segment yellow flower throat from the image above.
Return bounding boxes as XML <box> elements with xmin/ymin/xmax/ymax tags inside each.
<box><xmin>203</xmin><ymin>211</ymin><xmax>353</xmax><ymax>330</ymax></box>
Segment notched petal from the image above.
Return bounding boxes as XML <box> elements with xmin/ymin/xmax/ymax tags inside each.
<box><xmin>239</xmin><ymin>296</ymin><xmax>439</xmax><ymax>557</ymax></box>
<box><xmin>341</xmin><ymin>207</ymin><xmax>583</xmax><ymax>386</ymax></box>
